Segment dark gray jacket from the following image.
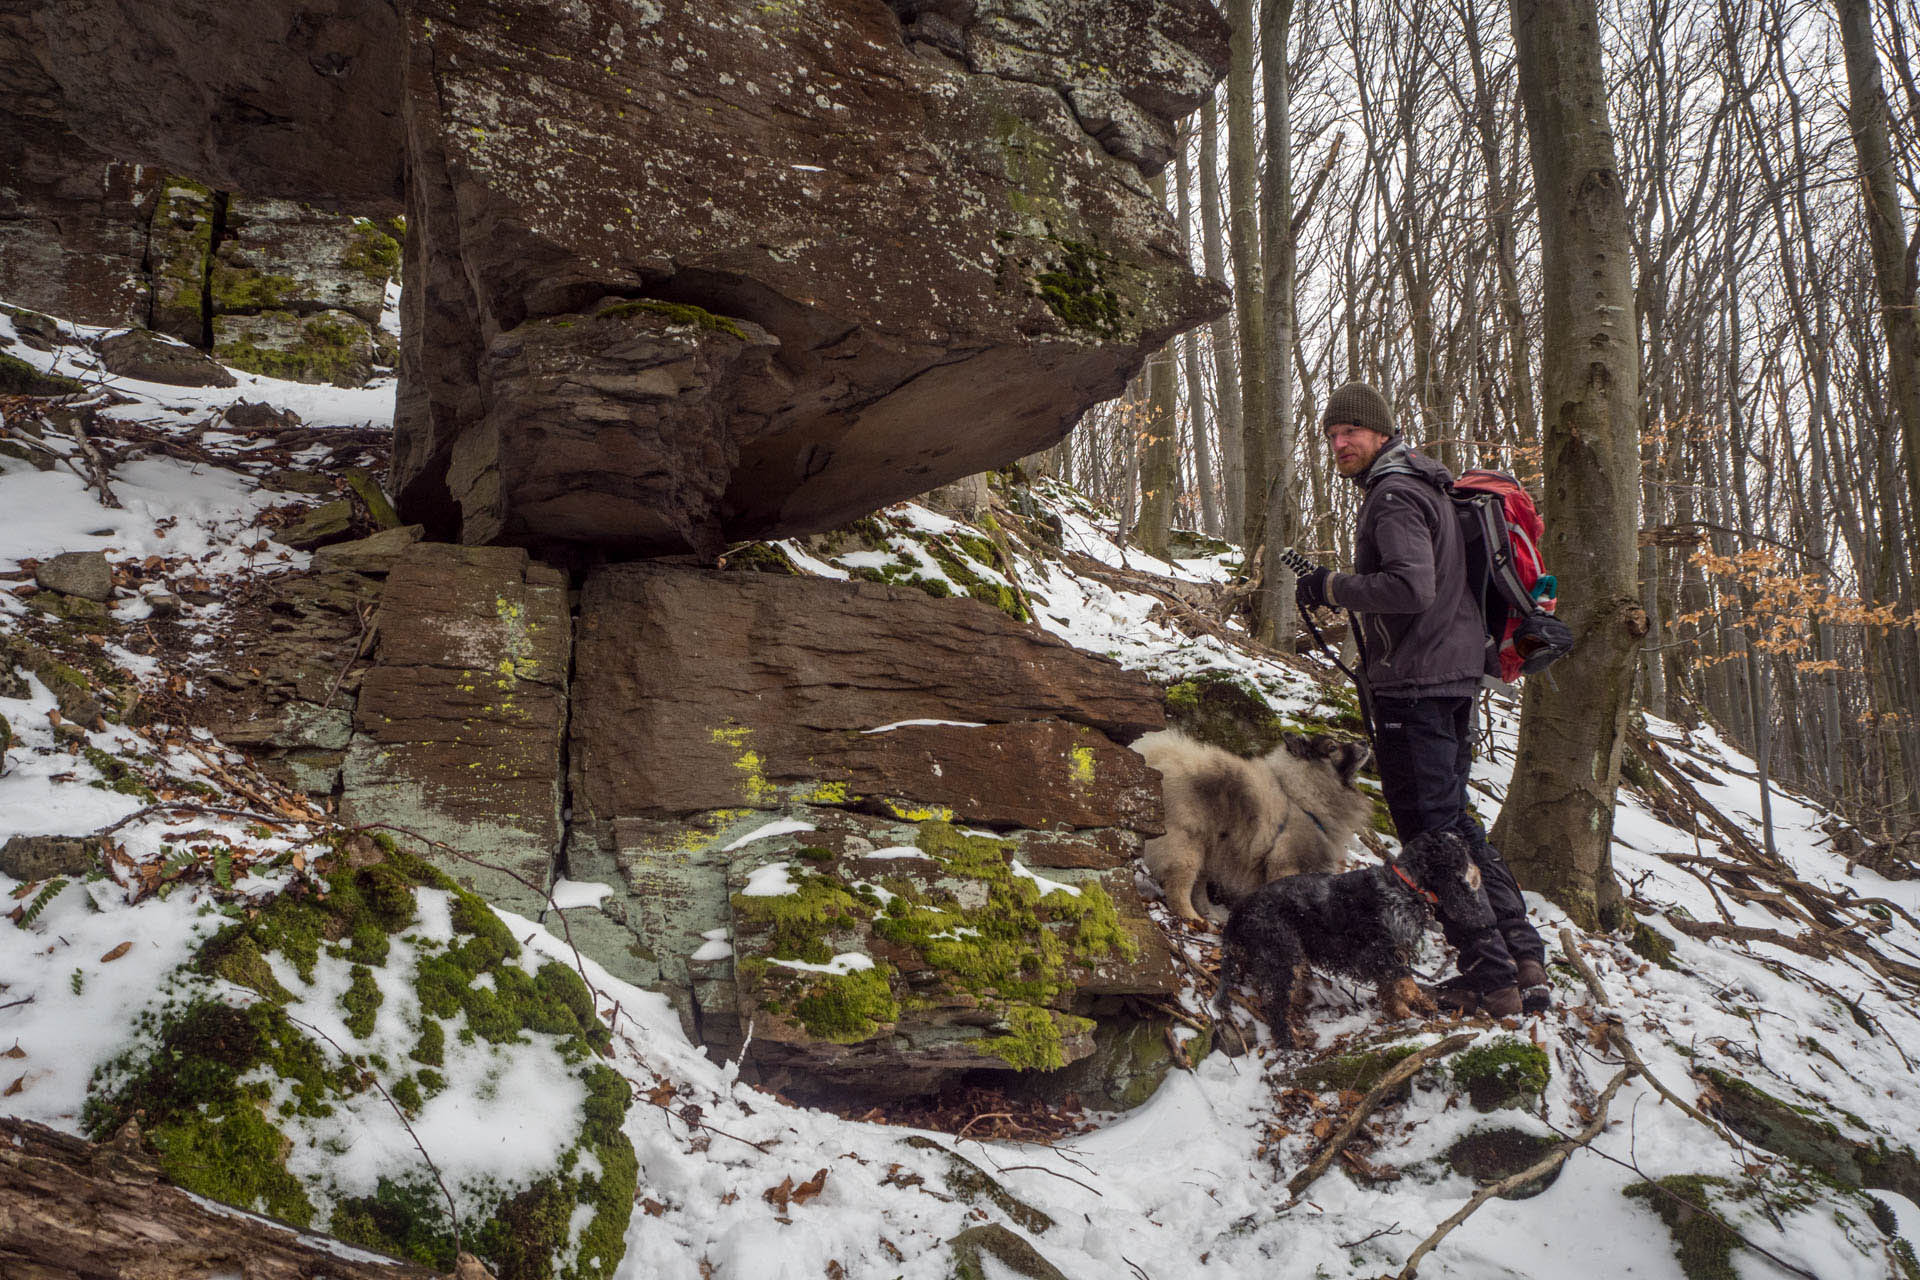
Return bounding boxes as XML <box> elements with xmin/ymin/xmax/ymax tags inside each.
<box><xmin>1327</xmin><ymin>437</ymin><xmax>1487</xmax><ymax>697</ymax></box>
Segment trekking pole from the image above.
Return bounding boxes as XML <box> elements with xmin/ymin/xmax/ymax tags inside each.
<box><xmin>1280</xmin><ymin>547</ymin><xmax>1376</xmax><ymax>745</ymax></box>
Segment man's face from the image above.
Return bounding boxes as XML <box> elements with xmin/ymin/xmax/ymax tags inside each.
<box><xmin>1327</xmin><ymin>422</ymin><xmax>1391</xmax><ymax>477</ymax></box>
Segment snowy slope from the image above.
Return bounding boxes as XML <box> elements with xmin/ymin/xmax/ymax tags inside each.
<box><xmin>3</xmin><ymin>305</ymin><xmax>1917</xmax><ymax>1279</ymax></box>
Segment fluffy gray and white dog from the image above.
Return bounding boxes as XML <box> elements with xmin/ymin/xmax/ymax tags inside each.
<box><xmin>1210</xmin><ymin>828</ymin><xmax>1491</xmax><ymax>1048</ymax></box>
<box><xmin>1134</xmin><ymin>729</ymin><xmax>1373</xmax><ymax>922</ymax></box>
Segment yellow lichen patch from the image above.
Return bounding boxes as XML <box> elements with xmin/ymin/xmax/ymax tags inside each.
<box><xmin>1069</xmin><ymin>745</ymin><xmax>1097</xmax><ymax>787</ymax></box>
<box><xmin>711</xmin><ymin>725</ymin><xmax>779</xmax><ymax>805</ymax></box>
<box><xmin>881</xmin><ymin>799</ymin><xmax>955</xmax><ymax>823</ymax></box>
<box><xmin>804</xmin><ymin>780</ymin><xmax>854</xmax><ymax>805</ymax></box>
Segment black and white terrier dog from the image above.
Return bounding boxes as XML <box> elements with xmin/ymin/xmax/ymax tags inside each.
<box><xmin>1210</xmin><ymin>829</ymin><xmax>1494</xmax><ymax>1048</ymax></box>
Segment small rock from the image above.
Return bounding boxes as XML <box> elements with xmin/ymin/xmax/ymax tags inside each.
<box><xmin>1446</xmin><ymin>1127</ymin><xmax>1564</xmax><ymax>1200</ymax></box>
<box><xmin>35</xmin><ymin>550</ymin><xmax>115</xmax><ymax>602</ymax></box>
<box><xmin>0</xmin><ymin>711</ymin><xmax>11</xmax><ymax>756</ymax></box>
<box><xmin>311</xmin><ymin>524</ymin><xmax>424</xmax><ymax>575</ymax></box>
<box><xmin>261</xmin><ymin>468</ymin><xmax>335</xmax><ymax>496</ymax></box>
<box><xmin>947</xmin><ymin>1224</ymin><xmax>1070</xmax><ymax>1280</ymax></box>
<box><xmin>53</xmin><ymin>720</ymin><xmax>90</xmax><ymax>746</ymax></box>
<box><xmin>0</xmin><ymin>834</ymin><xmax>105</xmax><ymax>880</ymax></box>
<box><xmin>224</xmin><ymin>400</ymin><xmax>304</xmax><ymax>430</ymax></box>
<box><xmin>98</xmin><ymin>329</ymin><xmax>237</xmax><ymax>388</ymax></box>
<box><xmin>142</xmin><ymin>589</ymin><xmax>184</xmax><ymax>618</ymax></box>
<box><xmin>271</xmin><ymin>499</ymin><xmax>355</xmax><ymax>550</ymax></box>
<box><xmin>342</xmin><ymin>468</ymin><xmax>401</xmax><ymax>529</ymax></box>
<box><xmin>0</xmin><ymin>350</ymin><xmax>84</xmax><ymax>397</ymax></box>
<box><xmin>2</xmin><ymin>306</ymin><xmax>61</xmax><ymax>352</ymax></box>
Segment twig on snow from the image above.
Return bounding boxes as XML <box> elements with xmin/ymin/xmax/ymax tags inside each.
<box><xmin>1394</xmin><ymin>1065</ymin><xmax>1631</xmax><ymax>1279</ymax></box>
<box><xmin>1285</xmin><ymin>1031</ymin><xmax>1476</xmax><ymax>1200</ymax></box>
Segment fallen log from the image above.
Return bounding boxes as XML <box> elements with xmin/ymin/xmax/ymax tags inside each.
<box><xmin>0</xmin><ymin>1115</ymin><xmax>473</xmax><ymax>1280</ymax></box>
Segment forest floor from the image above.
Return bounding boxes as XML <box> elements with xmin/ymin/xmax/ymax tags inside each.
<box><xmin>3</xmin><ymin>305</ymin><xmax>1919</xmax><ymax>1280</ymax></box>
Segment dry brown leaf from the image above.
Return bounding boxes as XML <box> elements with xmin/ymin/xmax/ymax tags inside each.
<box><xmin>2</xmin><ymin>1044</ymin><xmax>24</xmax><ymax>1059</ymax></box>
<box><xmin>100</xmin><ymin>941</ymin><xmax>132</xmax><ymax>963</ymax></box>
<box><xmin>763</xmin><ymin>1177</ymin><xmax>795</xmax><ymax>1211</ymax></box>
<box><xmin>1311</xmin><ymin>1117</ymin><xmax>1336</xmax><ymax>1141</ymax></box>
<box><xmin>791</xmin><ymin>1168</ymin><xmax>828</xmax><ymax>1207</ymax></box>
<box><xmin>639</xmin><ymin>1198</ymin><xmax>668</xmax><ymax>1217</ymax></box>
<box><xmin>4</xmin><ymin>1074</ymin><xmax>24</xmax><ymax>1096</ymax></box>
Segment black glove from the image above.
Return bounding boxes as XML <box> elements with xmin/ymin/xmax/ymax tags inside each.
<box><xmin>1294</xmin><ymin>564</ymin><xmax>1332</xmax><ymax>611</ymax></box>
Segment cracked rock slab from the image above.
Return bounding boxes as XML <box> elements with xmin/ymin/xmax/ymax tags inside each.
<box><xmin>339</xmin><ymin>543</ymin><xmax>569</xmax><ymax>915</ymax></box>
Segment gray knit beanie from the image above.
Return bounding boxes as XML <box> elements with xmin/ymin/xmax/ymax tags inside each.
<box><xmin>1322</xmin><ymin>382</ymin><xmax>1395</xmax><ymax>438</ymax></box>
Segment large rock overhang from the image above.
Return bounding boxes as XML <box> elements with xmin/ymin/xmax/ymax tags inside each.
<box><xmin>9</xmin><ymin>0</ymin><xmax>1230</xmax><ymax>555</ymax></box>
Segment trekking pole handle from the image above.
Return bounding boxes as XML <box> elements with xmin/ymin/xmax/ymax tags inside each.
<box><xmin>1278</xmin><ymin>546</ymin><xmax>1320</xmax><ymax>579</ymax></box>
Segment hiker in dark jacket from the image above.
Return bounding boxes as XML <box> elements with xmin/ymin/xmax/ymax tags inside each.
<box><xmin>1293</xmin><ymin>381</ymin><xmax>1550</xmax><ymax>1017</ymax></box>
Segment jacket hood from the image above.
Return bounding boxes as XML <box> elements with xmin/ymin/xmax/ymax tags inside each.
<box><xmin>1354</xmin><ymin>434</ymin><xmax>1455</xmax><ymax>491</ymax></box>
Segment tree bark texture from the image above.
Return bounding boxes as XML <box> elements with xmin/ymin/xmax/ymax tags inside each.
<box><xmin>0</xmin><ymin>1116</ymin><xmax>452</xmax><ymax>1280</ymax></box>
<box><xmin>1226</xmin><ymin>0</ymin><xmax>1269</xmax><ymax>555</ymax></box>
<box><xmin>1835</xmin><ymin>0</ymin><xmax>1920</xmax><ymax>550</ymax></box>
<box><xmin>1491</xmin><ymin>0</ymin><xmax>1641</xmax><ymax>929</ymax></box>
<box><xmin>1256</xmin><ymin>0</ymin><xmax>1299</xmax><ymax>644</ymax></box>
<box><xmin>1176</xmin><ymin>144</ymin><xmax>1222</xmax><ymax>537</ymax></box>
<box><xmin>1200</xmin><ymin>100</ymin><xmax>1247</xmax><ymax>537</ymax></box>
<box><xmin>1136</xmin><ymin>345</ymin><xmax>1179</xmax><ymax>557</ymax></box>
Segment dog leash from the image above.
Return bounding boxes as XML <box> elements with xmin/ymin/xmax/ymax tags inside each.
<box><xmin>1298</xmin><ymin>604</ymin><xmax>1376</xmax><ymax>745</ymax></box>
<box><xmin>1387</xmin><ymin>858</ymin><xmax>1438</xmax><ymax>907</ymax></box>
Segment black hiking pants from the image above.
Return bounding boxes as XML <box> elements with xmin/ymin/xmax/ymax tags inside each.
<box><xmin>1372</xmin><ymin>694</ymin><xmax>1545</xmax><ymax>993</ymax></box>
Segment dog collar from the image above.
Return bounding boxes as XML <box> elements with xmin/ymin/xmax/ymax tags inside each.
<box><xmin>1389</xmin><ymin>859</ymin><xmax>1439</xmax><ymax>907</ymax></box>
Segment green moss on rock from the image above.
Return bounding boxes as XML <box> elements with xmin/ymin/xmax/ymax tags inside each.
<box><xmin>1450</xmin><ymin>1037</ymin><xmax>1550</xmax><ymax>1112</ymax></box>
<box><xmin>0</xmin><ymin>351</ymin><xmax>84</xmax><ymax>396</ymax></box>
<box><xmin>86</xmin><ymin>845</ymin><xmax>632</xmax><ymax>1280</ymax></box>
<box><xmin>1292</xmin><ymin>1041</ymin><xmax>1423</xmax><ymax>1100</ymax></box>
<box><xmin>595</xmin><ymin>299</ymin><xmax>747</xmax><ymax>339</ymax></box>
<box><xmin>1035</xmin><ymin>240</ymin><xmax>1123</xmax><ymax>337</ymax></box>
<box><xmin>1624</xmin><ymin>1176</ymin><xmax>1743</xmax><ymax>1280</ymax></box>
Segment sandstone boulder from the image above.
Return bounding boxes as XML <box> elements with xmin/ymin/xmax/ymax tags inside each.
<box><xmin>394</xmin><ymin>0</ymin><xmax>1229</xmax><ymax>553</ymax></box>
<box><xmin>189</xmin><ymin>569</ymin><xmax>385</xmax><ymax>793</ymax></box>
<box><xmin>97</xmin><ymin>329</ymin><xmax>235</xmax><ymax>387</ymax></box>
<box><xmin>14</xmin><ymin>0</ymin><xmax>1228</xmax><ymax>554</ymax></box>
<box><xmin>34</xmin><ymin>551</ymin><xmax>113</xmax><ymax>602</ymax></box>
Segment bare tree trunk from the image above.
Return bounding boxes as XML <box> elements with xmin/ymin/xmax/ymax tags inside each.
<box><xmin>1137</xmin><ymin>346</ymin><xmax>1179</xmax><ymax>557</ymax></box>
<box><xmin>1835</xmin><ymin>0</ymin><xmax>1920</xmax><ymax>545</ymax></box>
<box><xmin>1256</xmin><ymin>0</ymin><xmax>1299</xmax><ymax>643</ymax></box>
<box><xmin>1227</xmin><ymin>0</ymin><xmax>1270</xmax><ymax>556</ymax></box>
<box><xmin>1177</xmin><ymin>137</ymin><xmax>1222</xmax><ymax>538</ymax></box>
<box><xmin>1490</xmin><ymin>0</ymin><xmax>1642</xmax><ymax>930</ymax></box>
<box><xmin>1201</xmin><ymin>99</ymin><xmax>1247</xmax><ymax>539</ymax></box>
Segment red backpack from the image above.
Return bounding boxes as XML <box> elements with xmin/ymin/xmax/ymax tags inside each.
<box><xmin>1449</xmin><ymin>470</ymin><xmax>1573</xmax><ymax>681</ymax></box>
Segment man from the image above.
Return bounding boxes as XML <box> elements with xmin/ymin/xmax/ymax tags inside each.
<box><xmin>1293</xmin><ymin>381</ymin><xmax>1550</xmax><ymax>1017</ymax></box>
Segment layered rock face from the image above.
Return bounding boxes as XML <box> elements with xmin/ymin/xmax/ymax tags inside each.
<box><xmin>280</xmin><ymin>547</ymin><xmax>1181</xmax><ymax>1100</ymax></box>
<box><xmin>564</xmin><ymin>563</ymin><xmax>1178</xmax><ymax>1098</ymax></box>
<box><xmin>6</xmin><ymin>0</ymin><xmax>1227</xmax><ymax>553</ymax></box>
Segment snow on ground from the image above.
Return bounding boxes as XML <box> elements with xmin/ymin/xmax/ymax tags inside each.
<box><xmin>4</xmin><ymin>306</ymin><xmax>1918</xmax><ymax>1278</ymax></box>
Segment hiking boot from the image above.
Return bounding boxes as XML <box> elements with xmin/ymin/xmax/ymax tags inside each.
<box><xmin>1516</xmin><ymin>957</ymin><xmax>1552</xmax><ymax>1015</ymax></box>
<box><xmin>1479</xmin><ymin>985</ymin><xmax>1524</xmax><ymax>1019</ymax></box>
<box><xmin>1430</xmin><ymin>975</ymin><xmax>1481</xmax><ymax>1015</ymax></box>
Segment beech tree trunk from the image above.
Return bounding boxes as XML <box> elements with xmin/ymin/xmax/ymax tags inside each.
<box><xmin>1835</xmin><ymin>0</ymin><xmax>1920</xmax><ymax>544</ymax></box>
<box><xmin>1256</xmin><ymin>0</ymin><xmax>1299</xmax><ymax>643</ymax></box>
<box><xmin>1175</xmin><ymin>144</ymin><xmax>1222</xmax><ymax>538</ymax></box>
<box><xmin>1136</xmin><ymin>345</ymin><xmax>1179</xmax><ymax>557</ymax></box>
<box><xmin>1226</xmin><ymin>0</ymin><xmax>1269</xmax><ymax>556</ymax></box>
<box><xmin>1489</xmin><ymin>0</ymin><xmax>1642</xmax><ymax>929</ymax></box>
<box><xmin>1201</xmin><ymin>100</ymin><xmax>1248</xmax><ymax>538</ymax></box>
